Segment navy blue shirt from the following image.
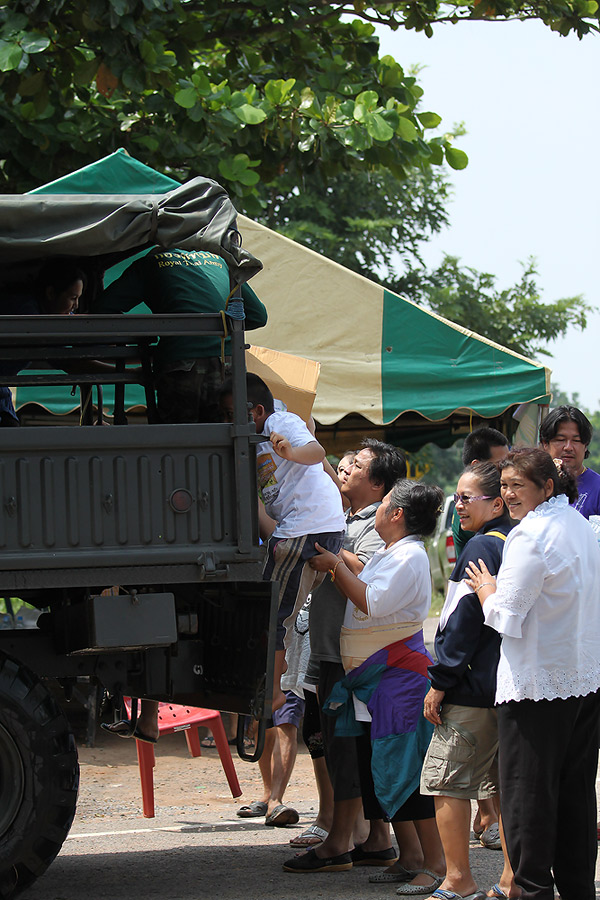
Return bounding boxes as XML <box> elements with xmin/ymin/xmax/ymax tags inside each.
<box><xmin>429</xmin><ymin>513</ymin><xmax>513</xmax><ymax>707</ymax></box>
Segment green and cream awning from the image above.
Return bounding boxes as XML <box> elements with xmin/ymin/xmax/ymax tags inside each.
<box><xmin>240</xmin><ymin>216</ymin><xmax>550</xmax><ymax>427</ymax></box>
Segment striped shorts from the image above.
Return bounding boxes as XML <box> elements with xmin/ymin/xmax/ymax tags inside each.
<box><xmin>263</xmin><ymin>531</ymin><xmax>344</xmax><ymax>650</ymax></box>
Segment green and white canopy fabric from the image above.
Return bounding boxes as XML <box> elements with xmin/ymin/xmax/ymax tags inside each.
<box><xmin>240</xmin><ymin>216</ymin><xmax>550</xmax><ymax>429</ymax></box>
<box><xmin>10</xmin><ymin>151</ymin><xmax>550</xmax><ymax>441</ymax></box>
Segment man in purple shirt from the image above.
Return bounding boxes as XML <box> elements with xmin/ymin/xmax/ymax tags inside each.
<box><xmin>539</xmin><ymin>405</ymin><xmax>600</xmax><ymax>519</ymax></box>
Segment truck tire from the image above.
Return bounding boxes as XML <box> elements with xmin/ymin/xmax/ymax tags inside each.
<box><xmin>0</xmin><ymin>654</ymin><xmax>79</xmax><ymax>899</ymax></box>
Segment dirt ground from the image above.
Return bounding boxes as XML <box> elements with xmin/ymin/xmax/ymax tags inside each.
<box><xmin>74</xmin><ymin>723</ymin><xmax>312</xmax><ymax>824</ymax></box>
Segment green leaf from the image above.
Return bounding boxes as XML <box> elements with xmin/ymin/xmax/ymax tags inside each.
<box><xmin>139</xmin><ymin>39</ymin><xmax>157</xmax><ymax>65</ymax></box>
<box><xmin>73</xmin><ymin>58</ymin><xmax>99</xmax><ymax>86</ymax></box>
<box><xmin>218</xmin><ymin>152</ymin><xmax>261</xmax><ymax>184</ymax></box>
<box><xmin>417</xmin><ymin>111</ymin><xmax>442</xmax><ymax>129</ymax></box>
<box><xmin>298</xmin><ymin>133</ymin><xmax>316</xmax><ymax>152</ymax></box>
<box><xmin>299</xmin><ymin>88</ymin><xmax>317</xmax><ymax>112</ymax></box>
<box><xmin>191</xmin><ymin>72</ymin><xmax>211</xmax><ymax>95</ymax></box>
<box><xmin>397</xmin><ymin>116</ymin><xmax>417</xmax><ymax>141</ymax></box>
<box><xmin>0</xmin><ymin>40</ymin><xmax>22</xmax><ymax>72</ymax></box>
<box><xmin>340</xmin><ymin>122</ymin><xmax>372</xmax><ymax>150</ymax></box>
<box><xmin>18</xmin><ymin>71</ymin><xmax>45</xmax><ymax>97</ymax></box>
<box><xmin>365</xmin><ymin>112</ymin><xmax>394</xmax><ymax>142</ymax></box>
<box><xmin>233</xmin><ymin>104</ymin><xmax>267</xmax><ymax>124</ymax></box>
<box><xmin>236</xmin><ymin>168</ymin><xmax>260</xmax><ymax>186</ymax></box>
<box><xmin>174</xmin><ymin>86</ymin><xmax>197</xmax><ymax>109</ymax></box>
<box><xmin>355</xmin><ymin>90</ymin><xmax>379</xmax><ymax>112</ymax></box>
<box><xmin>353</xmin><ymin>102</ymin><xmax>367</xmax><ymax>124</ymax></box>
<box><xmin>264</xmin><ymin>78</ymin><xmax>296</xmax><ymax>105</ymax></box>
<box><xmin>109</xmin><ymin>0</ymin><xmax>130</xmax><ymax>15</ymax></box>
<box><xmin>445</xmin><ymin>146</ymin><xmax>469</xmax><ymax>170</ymax></box>
<box><xmin>19</xmin><ymin>33</ymin><xmax>51</xmax><ymax>54</ymax></box>
<box><xmin>133</xmin><ymin>135</ymin><xmax>160</xmax><ymax>151</ymax></box>
<box><xmin>119</xmin><ymin>114</ymin><xmax>141</xmax><ymax>131</ymax></box>
<box><xmin>19</xmin><ymin>101</ymin><xmax>37</xmax><ymax>121</ymax></box>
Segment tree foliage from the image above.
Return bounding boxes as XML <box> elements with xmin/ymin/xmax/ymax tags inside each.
<box><xmin>258</xmin><ymin>167</ymin><xmax>452</xmax><ymax>279</ymax></box>
<box><xmin>0</xmin><ymin>0</ymin><xmax>471</xmax><ymax>210</ymax></box>
<box><xmin>396</xmin><ymin>255</ymin><xmax>592</xmax><ymax>359</ymax></box>
<box><xmin>1</xmin><ymin>0</ymin><xmax>597</xmax><ymax>207</ymax></box>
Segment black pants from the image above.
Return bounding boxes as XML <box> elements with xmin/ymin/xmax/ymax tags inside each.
<box><xmin>318</xmin><ymin>661</ymin><xmax>362</xmax><ymax>801</ymax></box>
<box><xmin>356</xmin><ymin>725</ymin><xmax>434</xmax><ymax>822</ymax></box>
<box><xmin>497</xmin><ymin>690</ymin><xmax>600</xmax><ymax>900</ymax></box>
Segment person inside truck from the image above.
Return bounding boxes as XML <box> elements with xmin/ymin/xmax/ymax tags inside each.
<box><xmin>0</xmin><ymin>259</ymin><xmax>87</xmax><ymax>426</ymax></box>
<box><xmin>92</xmin><ymin>247</ymin><xmax>267</xmax><ymax>424</ymax></box>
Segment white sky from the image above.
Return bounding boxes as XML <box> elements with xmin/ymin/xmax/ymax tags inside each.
<box><xmin>375</xmin><ymin>18</ymin><xmax>600</xmax><ymax>410</ymax></box>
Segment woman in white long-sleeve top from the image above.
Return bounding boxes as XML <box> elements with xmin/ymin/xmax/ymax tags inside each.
<box><xmin>466</xmin><ymin>448</ymin><xmax>600</xmax><ymax>900</ymax></box>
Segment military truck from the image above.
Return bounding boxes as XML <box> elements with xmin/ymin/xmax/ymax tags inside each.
<box><xmin>0</xmin><ymin>178</ymin><xmax>277</xmax><ymax>898</ymax></box>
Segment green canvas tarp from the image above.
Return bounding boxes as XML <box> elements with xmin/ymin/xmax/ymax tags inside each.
<box><xmin>5</xmin><ymin>151</ymin><xmax>261</xmax><ymax>415</ymax></box>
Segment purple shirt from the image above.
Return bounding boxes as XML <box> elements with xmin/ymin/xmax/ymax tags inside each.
<box><xmin>573</xmin><ymin>467</ymin><xmax>600</xmax><ymax>519</ymax></box>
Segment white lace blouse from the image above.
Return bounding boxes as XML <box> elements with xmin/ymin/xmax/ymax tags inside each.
<box><xmin>482</xmin><ymin>495</ymin><xmax>600</xmax><ymax>703</ymax></box>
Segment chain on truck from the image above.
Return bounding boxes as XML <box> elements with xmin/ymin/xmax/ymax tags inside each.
<box><xmin>0</xmin><ymin>177</ymin><xmax>277</xmax><ymax>898</ymax></box>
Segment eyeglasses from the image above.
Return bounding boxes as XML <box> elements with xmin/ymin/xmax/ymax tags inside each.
<box><xmin>453</xmin><ymin>492</ymin><xmax>492</xmax><ymax>505</ymax></box>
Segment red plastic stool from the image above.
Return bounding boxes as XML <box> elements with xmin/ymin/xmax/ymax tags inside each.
<box><xmin>124</xmin><ymin>699</ymin><xmax>242</xmax><ymax>818</ymax></box>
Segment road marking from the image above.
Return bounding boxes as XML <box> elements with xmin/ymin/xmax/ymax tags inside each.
<box><xmin>68</xmin><ymin>821</ymin><xmax>243</xmax><ymax>839</ymax></box>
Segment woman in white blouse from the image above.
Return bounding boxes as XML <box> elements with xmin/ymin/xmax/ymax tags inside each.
<box><xmin>306</xmin><ymin>480</ymin><xmax>447</xmax><ymax>893</ymax></box>
<box><xmin>466</xmin><ymin>448</ymin><xmax>600</xmax><ymax>900</ymax></box>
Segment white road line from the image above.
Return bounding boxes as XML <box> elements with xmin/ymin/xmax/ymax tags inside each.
<box><xmin>67</xmin><ymin>822</ymin><xmax>242</xmax><ymax>840</ymax></box>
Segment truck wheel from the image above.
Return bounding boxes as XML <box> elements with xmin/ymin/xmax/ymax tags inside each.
<box><xmin>0</xmin><ymin>654</ymin><xmax>79</xmax><ymax>899</ymax></box>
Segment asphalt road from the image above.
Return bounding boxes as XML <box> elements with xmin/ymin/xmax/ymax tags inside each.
<box><xmin>18</xmin><ymin>617</ymin><xmax>600</xmax><ymax>900</ymax></box>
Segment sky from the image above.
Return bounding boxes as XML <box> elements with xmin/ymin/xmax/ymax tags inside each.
<box><xmin>374</xmin><ymin>18</ymin><xmax>600</xmax><ymax>411</ymax></box>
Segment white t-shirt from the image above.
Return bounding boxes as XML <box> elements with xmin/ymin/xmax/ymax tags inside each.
<box><xmin>343</xmin><ymin>533</ymin><xmax>432</xmax><ymax>629</ymax></box>
<box><xmin>257</xmin><ymin>410</ymin><xmax>345</xmax><ymax>539</ymax></box>
<box><xmin>483</xmin><ymin>494</ymin><xmax>600</xmax><ymax>703</ymax></box>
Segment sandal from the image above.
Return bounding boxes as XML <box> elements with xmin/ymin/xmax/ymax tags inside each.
<box><xmin>395</xmin><ymin>869</ymin><xmax>444</xmax><ymax>895</ymax></box>
<box><xmin>369</xmin><ymin>866</ymin><xmax>419</xmax><ymax>884</ymax></box>
<box><xmin>488</xmin><ymin>884</ymin><xmax>509</xmax><ymax>899</ymax></box>
<box><xmin>479</xmin><ymin>823</ymin><xmax>502</xmax><ymax>850</ymax></box>
<box><xmin>236</xmin><ymin>800</ymin><xmax>268</xmax><ymax>818</ymax></box>
<box><xmin>289</xmin><ymin>824</ymin><xmax>328</xmax><ymax>848</ymax></box>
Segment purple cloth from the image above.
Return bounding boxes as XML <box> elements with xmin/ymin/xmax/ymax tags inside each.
<box><xmin>573</xmin><ymin>468</ymin><xmax>600</xmax><ymax>519</ymax></box>
<box><xmin>272</xmin><ymin>690</ymin><xmax>304</xmax><ymax>728</ymax></box>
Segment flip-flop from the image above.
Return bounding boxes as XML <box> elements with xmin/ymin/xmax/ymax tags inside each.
<box><xmin>431</xmin><ymin>891</ymin><xmax>486</xmax><ymax>900</ymax></box>
<box><xmin>237</xmin><ymin>800</ymin><xmax>268</xmax><ymax>818</ymax></box>
<box><xmin>487</xmin><ymin>885</ymin><xmax>509</xmax><ymax>899</ymax></box>
<box><xmin>101</xmin><ymin>720</ymin><xmax>158</xmax><ymax>744</ymax></box>
<box><xmin>289</xmin><ymin>824</ymin><xmax>328</xmax><ymax>848</ymax></box>
<box><xmin>265</xmin><ymin>804</ymin><xmax>299</xmax><ymax>827</ymax></box>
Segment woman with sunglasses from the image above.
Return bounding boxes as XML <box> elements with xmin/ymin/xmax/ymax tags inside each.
<box><xmin>421</xmin><ymin>462</ymin><xmax>512</xmax><ymax>900</ymax></box>
<box><xmin>466</xmin><ymin>448</ymin><xmax>600</xmax><ymax>900</ymax></box>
